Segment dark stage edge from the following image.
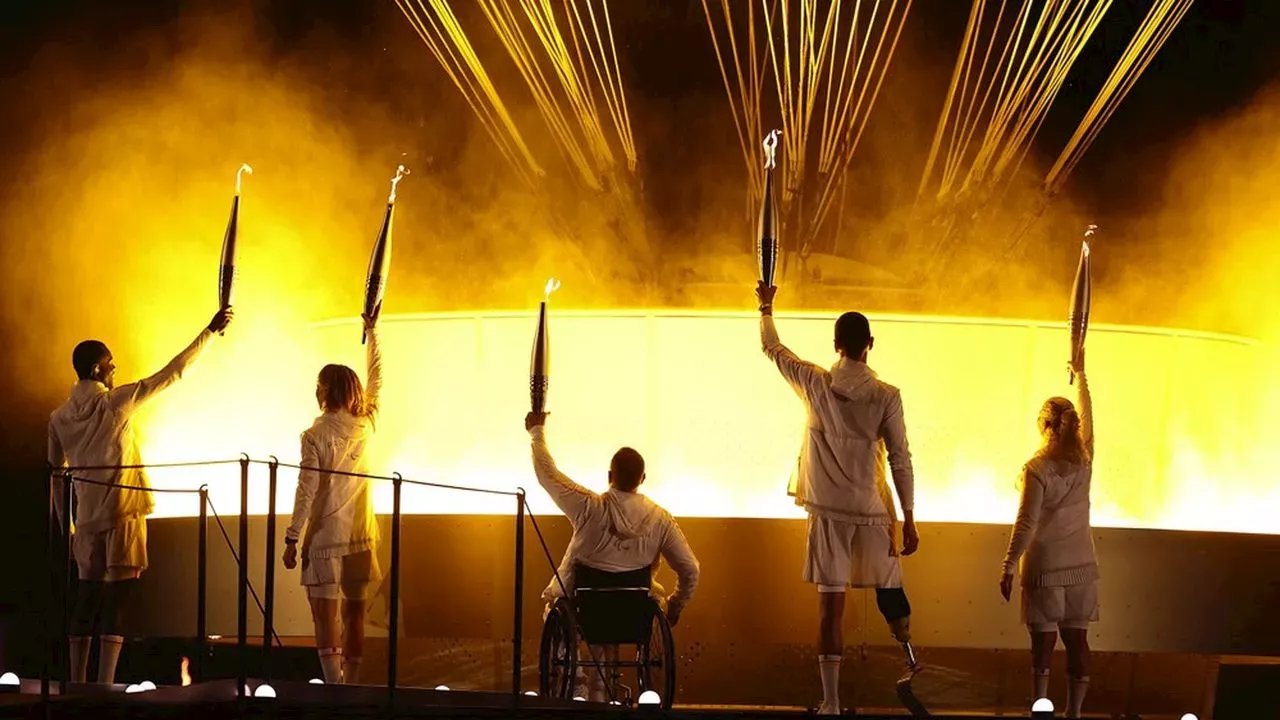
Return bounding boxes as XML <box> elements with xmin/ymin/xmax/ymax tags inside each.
<box><xmin>0</xmin><ymin>680</ymin><xmax>1204</xmax><ymax>720</ymax></box>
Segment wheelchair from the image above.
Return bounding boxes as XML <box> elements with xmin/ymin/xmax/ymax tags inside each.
<box><xmin>538</xmin><ymin>563</ymin><xmax>677</xmax><ymax>709</ymax></box>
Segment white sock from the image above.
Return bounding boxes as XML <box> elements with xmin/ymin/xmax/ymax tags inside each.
<box><xmin>342</xmin><ymin>656</ymin><xmax>361</xmax><ymax>685</ymax></box>
<box><xmin>1034</xmin><ymin>668</ymin><xmax>1050</xmax><ymax>701</ymax></box>
<box><xmin>819</xmin><ymin>654</ymin><xmax>842</xmax><ymax>710</ymax></box>
<box><xmin>1067</xmin><ymin>675</ymin><xmax>1089</xmax><ymax>718</ymax></box>
<box><xmin>68</xmin><ymin>636</ymin><xmax>91</xmax><ymax>683</ymax></box>
<box><xmin>96</xmin><ymin>635</ymin><xmax>124</xmax><ymax>684</ymax></box>
<box><xmin>318</xmin><ymin>648</ymin><xmax>343</xmax><ymax>684</ymax></box>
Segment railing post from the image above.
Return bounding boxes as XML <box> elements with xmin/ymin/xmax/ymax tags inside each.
<box><xmin>197</xmin><ymin>486</ymin><xmax>209</xmax><ymax>682</ymax></box>
<box><xmin>237</xmin><ymin>455</ymin><xmax>249</xmax><ymax>701</ymax></box>
<box><xmin>263</xmin><ymin>458</ymin><xmax>279</xmax><ymax>681</ymax></box>
<box><xmin>61</xmin><ymin>472</ymin><xmax>73</xmax><ymax>689</ymax></box>
<box><xmin>513</xmin><ymin>489</ymin><xmax>525</xmax><ymax>696</ymax></box>
<box><xmin>387</xmin><ymin>472</ymin><xmax>403</xmax><ymax>709</ymax></box>
<box><xmin>41</xmin><ymin>470</ymin><xmax>54</xmax><ymax>709</ymax></box>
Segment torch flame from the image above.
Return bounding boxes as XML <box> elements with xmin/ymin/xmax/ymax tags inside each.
<box><xmin>544</xmin><ymin>277</ymin><xmax>561</xmax><ymax>300</ymax></box>
<box><xmin>762</xmin><ymin>130</ymin><xmax>781</xmax><ymax>170</ymax></box>
<box><xmin>235</xmin><ymin>164</ymin><xmax>253</xmax><ymax>195</ymax></box>
<box><xmin>180</xmin><ymin>657</ymin><xmax>191</xmax><ymax>687</ymax></box>
<box><xmin>389</xmin><ymin>164</ymin><xmax>410</xmax><ymax>204</ymax></box>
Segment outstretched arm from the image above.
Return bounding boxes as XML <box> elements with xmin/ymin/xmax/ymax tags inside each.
<box><xmin>363</xmin><ymin>317</ymin><xmax>384</xmax><ymax>421</ymax></box>
<box><xmin>660</xmin><ymin>520</ymin><xmax>701</xmax><ymax>625</ymax></box>
<box><xmin>1076</xmin><ymin>369</ymin><xmax>1093</xmax><ymax>458</ymax></box>
<box><xmin>109</xmin><ymin>309</ymin><xmax>231</xmax><ymax>413</ymax></box>
<box><xmin>757</xmin><ymin>284</ymin><xmax>824</xmax><ymax>395</ymax></box>
<box><xmin>1001</xmin><ymin>466</ymin><xmax>1045</xmax><ymax>576</ymax></box>
<box><xmin>527</xmin><ymin>415</ymin><xmax>595</xmax><ymax>524</ymax></box>
<box><xmin>285</xmin><ymin>434</ymin><xmax>321</xmax><ymax>544</ymax></box>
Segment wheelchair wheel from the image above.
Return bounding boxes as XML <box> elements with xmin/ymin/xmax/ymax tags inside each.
<box><xmin>637</xmin><ymin>604</ymin><xmax>676</xmax><ymax>710</ymax></box>
<box><xmin>539</xmin><ymin>598</ymin><xmax>577</xmax><ymax>699</ymax></box>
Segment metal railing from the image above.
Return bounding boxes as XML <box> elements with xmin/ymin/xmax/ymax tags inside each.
<box><xmin>41</xmin><ymin>455</ymin><xmax>538</xmax><ymax>711</ymax></box>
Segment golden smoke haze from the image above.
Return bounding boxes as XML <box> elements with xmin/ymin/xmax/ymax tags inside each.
<box><xmin>2</xmin><ymin>5</ymin><xmax>1276</xmax><ymax>531</ymax></box>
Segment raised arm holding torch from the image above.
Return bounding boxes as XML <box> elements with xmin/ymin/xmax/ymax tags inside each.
<box><xmin>363</xmin><ymin>164</ymin><xmax>409</xmax><ymax>344</ymax></box>
<box><xmin>1068</xmin><ymin>225</ymin><xmax>1095</xmax><ymax>384</ymax></box>
<box><xmin>217</xmin><ymin>163</ymin><xmax>253</xmax><ymax>334</ymax></box>
<box><xmin>758</xmin><ymin>129</ymin><xmax>782</xmax><ymax>287</ymax></box>
<box><xmin>530</xmin><ymin>277</ymin><xmax>560</xmax><ymax>414</ymax></box>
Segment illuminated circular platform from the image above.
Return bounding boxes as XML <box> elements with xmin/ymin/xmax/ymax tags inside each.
<box><xmin>139</xmin><ymin>310</ymin><xmax>1277</xmax><ymax>535</ymax></box>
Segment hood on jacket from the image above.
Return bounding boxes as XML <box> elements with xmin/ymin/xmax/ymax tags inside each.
<box><xmin>602</xmin><ymin>488</ymin><xmax>661</xmax><ymax>540</ymax></box>
<box><xmin>59</xmin><ymin>381</ymin><xmax>109</xmax><ymax>422</ymax></box>
<box><xmin>313</xmin><ymin>410</ymin><xmax>370</xmax><ymax>437</ymax></box>
<box><xmin>829</xmin><ymin>358</ymin><xmax>878</xmax><ymax>401</ymax></box>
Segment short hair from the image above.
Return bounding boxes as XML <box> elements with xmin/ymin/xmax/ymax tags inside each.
<box><xmin>834</xmin><ymin>312</ymin><xmax>872</xmax><ymax>356</ymax></box>
<box><xmin>72</xmin><ymin>341</ymin><xmax>109</xmax><ymax>380</ymax></box>
<box><xmin>610</xmin><ymin>447</ymin><xmax>645</xmax><ymax>492</ymax></box>
<box><xmin>317</xmin><ymin>364</ymin><xmax>367</xmax><ymax>417</ymax></box>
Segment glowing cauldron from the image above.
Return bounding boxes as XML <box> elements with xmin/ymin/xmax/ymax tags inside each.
<box><xmin>140</xmin><ymin>311</ymin><xmax>1277</xmax><ymax>534</ymax></box>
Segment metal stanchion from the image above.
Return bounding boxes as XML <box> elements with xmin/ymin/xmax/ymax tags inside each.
<box><xmin>387</xmin><ymin>472</ymin><xmax>403</xmax><ymax>709</ymax></box>
<box><xmin>61</xmin><ymin>472</ymin><xmax>73</xmax><ymax>689</ymax></box>
<box><xmin>41</xmin><ymin>471</ymin><xmax>54</xmax><ymax>710</ymax></box>
<box><xmin>513</xmin><ymin>489</ymin><xmax>526</xmax><ymax>696</ymax></box>
<box><xmin>197</xmin><ymin>485</ymin><xmax>209</xmax><ymax>681</ymax></box>
<box><xmin>262</xmin><ymin>458</ymin><xmax>279</xmax><ymax>680</ymax></box>
<box><xmin>237</xmin><ymin>455</ymin><xmax>249</xmax><ymax>701</ymax></box>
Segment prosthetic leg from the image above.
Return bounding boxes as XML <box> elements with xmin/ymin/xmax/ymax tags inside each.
<box><xmin>68</xmin><ymin>581</ymin><xmax>104</xmax><ymax>683</ymax></box>
<box><xmin>877</xmin><ymin>588</ymin><xmax>930</xmax><ymax>718</ymax></box>
<box><xmin>97</xmin><ymin>579</ymin><xmax>138</xmax><ymax>684</ymax></box>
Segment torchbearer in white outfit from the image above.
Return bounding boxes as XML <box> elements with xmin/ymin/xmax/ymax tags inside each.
<box><xmin>1000</xmin><ymin>352</ymin><xmax>1097</xmax><ymax>719</ymax></box>
<box><xmin>755</xmin><ymin>283</ymin><xmax>921</xmax><ymax>716</ymax></box>
<box><xmin>525</xmin><ymin>411</ymin><xmax>700</xmax><ymax>702</ymax></box>
<box><xmin>48</xmin><ymin>307</ymin><xmax>234</xmax><ymax>684</ymax></box>
<box><xmin>283</xmin><ymin>314</ymin><xmax>383</xmax><ymax>685</ymax></box>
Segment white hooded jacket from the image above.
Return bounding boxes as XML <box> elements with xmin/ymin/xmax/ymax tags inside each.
<box><xmin>529</xmin><ymin>427</ymin><xmax>700</xmax><ymax>616</ymax></box>
<box><xmin>761</xmin><ymin>315</ymin><xmax>915</xmax><ymax>525</ymax></box>
<box><xmin>1002</xmin><ymin>371</ymin><xmax>1099</xmax><ymax>587</ymax></box>
<box><xmin>48</xmin><ymin>329</ymin><xmax>215</xmax><ymax>534</ymax></box>
<box><xmin>285</xmin><ymin>327</ymin><xmax>383</xmax><ymax>559</ymax></box>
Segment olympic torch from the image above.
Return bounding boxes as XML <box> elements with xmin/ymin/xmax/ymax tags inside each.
<box><xmin>218</xmin><ymin>164</ymin><xmax>253</xmax><ymax>334</ymax></box>
<box><xmin>1068</xmin><ymin>225</ymin><xmax>1095</xmax><ymax>384</ymax></box>
<box><xmin>757</xmin><ymin>129</ymin><xmax>782</xmax><ymax>287</ymax></box>
<box><xmin>530</xmin><ymin>278</ymin><xmax>560</xmax><ymax>414</ymax></box>
<box><xmin>362</xmin><ymin>165</ymin><xmax>409</xmax><ymax>344</ymax></box>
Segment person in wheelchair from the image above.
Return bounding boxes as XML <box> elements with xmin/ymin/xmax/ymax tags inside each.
<box><xmin>525</xmin><ymin>411</ymin><xmax>700</xmax><ymax>703</ymax></box>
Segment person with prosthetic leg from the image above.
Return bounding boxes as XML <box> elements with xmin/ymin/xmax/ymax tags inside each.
<box><xmin>755</xmin><ymin>283</ymin><xmax>924</xmax><ymax>715</ymax></box>
<box><xmin>50</xmin><ymin>307</ymin><xmax>234</xmax><ymax>684</ymax></box>
<box><xmin>1000</xmin><ymin>353</ymin><xmax>1098</xmax><ymax>719</ymax></box>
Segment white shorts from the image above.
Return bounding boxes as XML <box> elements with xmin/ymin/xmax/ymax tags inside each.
<box><xmin>1022</xmin><ymin>581</ymin><xmax>1100</xmax><ymax>632</ymax></box>
<box><xmin>804</xmin><ymin>515</ymin><xmax>902</xmax><ymax>591</ymax></box>
<box><xmin>302</xmin><ymin>550</ymin><xmax>381</xmax><ymax>600</ymax></box>
<box><xmin>73</xmin><ymin>515</ymin><xmax>148</xmax><ymax>581</ymax></box>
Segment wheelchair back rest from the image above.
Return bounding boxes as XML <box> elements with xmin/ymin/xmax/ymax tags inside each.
<box><xmin>573</xmin><ymin>564</ymin><xmax>655</xmax><ymax>646</ymax></box>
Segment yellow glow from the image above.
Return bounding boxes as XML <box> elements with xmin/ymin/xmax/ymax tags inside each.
<box><xmin>139</xmin><ymin>311</ymin><xmax>1279</xmax><ymax>535</ymax></box>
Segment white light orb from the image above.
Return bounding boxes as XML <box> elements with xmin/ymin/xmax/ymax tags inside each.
<box><xmin>309</xmin><ymin>678</ymin><xmax>324</xmax><ymax>685</ymax></box>
<box><xmin>1181</xmin><ymin>715</ymin><xmax>1198</xmax><ymax>720</ymax></box>
<box><xmin>638</xmin><ymin>690</ymin><xmax>661</xmax><ymax>706</ymax></box>
<box><xmin>125</xmin><ymin>684</ymin><xmax>143</xmax><ymax>694</ymax></box>
<box><xmin>254</xmin><ymin>684</ymin><xmax>276</xmax><ymax>698</ymax></box>
<box><xmin>1032</xmin><ymin>697</ymin><xmax>1054</xmax><ymax>713</ymax></box>
<box><xmin>139</xmin><ymin>681</ymin><xmax>157</xmax><ymax>691</ymax></box>
<box><xmin>573</xmin><ymin>696</ymin><xmax>586</xmax><ymax>702</ymax></box>
<box><xmin>0</xmin><ymin>673</ymin><xmax>18</xmax><ymax>687</ymax></box>
<box><xmin>610</xmin><ymin>700</ymin><xmax>623</xmax><ymax>706</ymax></box>
<box><xmin>435</xmin><ymin>685</ymin><xmax>451</xmax><ymax>691</ymax></box>
<box><xmin>523</xmin><ymin>690</ymin><xmax>538</xmax><ymax>696</ymax></box>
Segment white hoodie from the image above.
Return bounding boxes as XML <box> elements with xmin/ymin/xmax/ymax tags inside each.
<box><xmin>48</xmin><ymin>329</ymin><xmax>215</xmax><ymax>534</ymax></box>
<box><xmin>761</xmin><ymin>316</ymin><xmax>915</xmax><ymax>525</ymax></box>
<box><xmin>1002</xmin><ymin>371</ymin><xmax>1098</xmax><ymax>587</ymax></box>
<box><xmin>529</xmin><ymin>427</ymin><xmax>700</xmax><ymax>617</ymax></box>
<box><xmin>286</xmin><ymin>327</ymin><xmax>383</xmax><ymax>559</ymax></box>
